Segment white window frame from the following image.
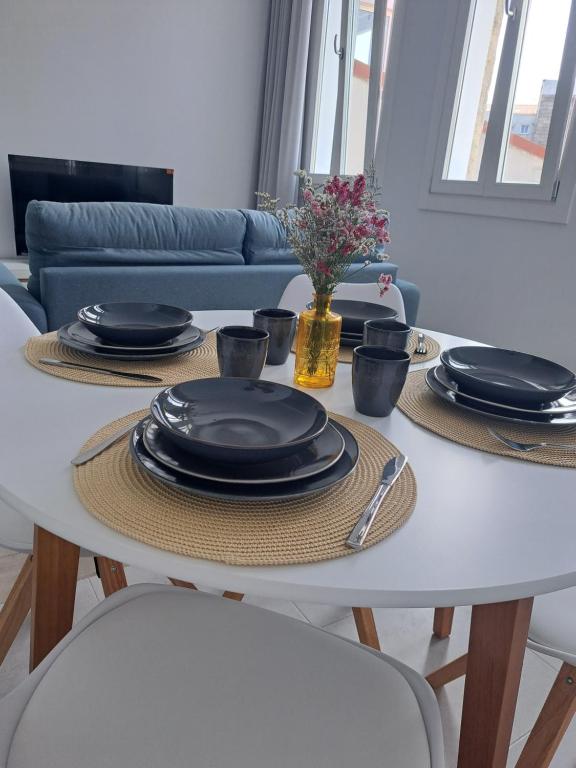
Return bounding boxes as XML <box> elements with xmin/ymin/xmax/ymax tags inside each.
<box><xmin>310</xmin><ymin>0</ymin><xmax>391</xmax><ymax>180</ymax></box>
<box><xmin>419</xmin><ymin>0</ymin><xmax>576</xmax><ymax>223</ymax></box>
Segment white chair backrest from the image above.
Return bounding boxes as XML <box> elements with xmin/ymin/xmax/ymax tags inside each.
<box><xmin>278</xmin><ymin>274</ymin><xmax>406</xmax><ymax>323</ymax></box>
<box><xmin>0</xmin><ymin>289</ymin><xmax>39</xmax><ymax>353</ymax></box>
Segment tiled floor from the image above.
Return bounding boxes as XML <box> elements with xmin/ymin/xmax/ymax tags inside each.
<box><xmin>1</xmin><ymin>561</ymin><xmax>575</xmax><ymax>767</ymax></box>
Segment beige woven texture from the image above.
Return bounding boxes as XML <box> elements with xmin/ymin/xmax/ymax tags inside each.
<box><xmin>25</xmin><ymin>332</ymin><xmax>219</xmax><ymax>387</ymax></box>
<box><xmin>337</xmin><ymin>331</ymin><xmax>440</xmax><ymax>364</ymax></box>
<box><xmin>399</xmin><ymin>369</ymin><xmax>576</xmax><ymax>468</ymax></box>
<box><xmin>74</xmin><ymin>410</ymin><xmax>417</xmax><ymax>566</ymax></box>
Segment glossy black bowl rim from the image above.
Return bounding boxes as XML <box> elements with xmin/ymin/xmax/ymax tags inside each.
<box><xmin>440</xmin><ymin>346</ymin><xmax>576</xmax><ymax>394</ymax></box>
<box><xmin>151</xmin><ymin>377</ymin><xmax>329</xmax><ymax>451</ymax></box>
<box><xmin>78</xmin><ymin>302</ymin><xmax>194</xmax><ymax>330</ymax></box>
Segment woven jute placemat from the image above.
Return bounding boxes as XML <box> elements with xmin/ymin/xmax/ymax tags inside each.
<box><xmin>73</xmin><ymin>410</ymin><xmax>417</xmax><ymax>566</ymax></box>
<box><xmin>291</xmin><ymin>331</ymin><xmax>440</xmax><ymax>365</ymax></box>
<box><xmin>24</xmin><ymin>332</ymin><xmax>219</xmax><ymax>387</ymax></box>
<box><xmin>398</xmin><ymin>369</ymin><xmax>576</xmax><ymax>468</ymax></box>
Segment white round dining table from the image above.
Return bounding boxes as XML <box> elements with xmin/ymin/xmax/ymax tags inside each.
<box><xmin>1</xmin><ymin>309</ymin><xmax>574</xmax><ymax>768</ymax></box>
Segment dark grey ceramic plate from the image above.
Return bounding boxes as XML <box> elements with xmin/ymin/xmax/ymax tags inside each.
<box><xmin>78</xmin><ymin>302</ymin><xmax>193</xmax><ymax>345</ymax></box>
<box><xmin>440</xmin><ymin>346</ymin><xmax>576</xmax><ymax>406</ymax></box>
<box><xmin>339</xmin><ymin>331</ymin><xmax>363</xmax><ymax>348</ymax></box>
<box><xmin>426</xmin><ymin>367</ymin><xmax>576</xmax><ymax>426</ymax></box>
<box><xmin>143</xmin><ymin>417</ymin><xmax>345</xmax><ymax>484</ymax></box>
<box><xmin>58</xmin><ymin>323</ymin><xmax>205</xmax><ymax>361</ymax></box>
<box><xmin>331</xmin><ymin>300</ymin><xmax>398</xmax><ymax>334</ymax></box>
<box><xmin>434</xmin><ymin>365</ymin><xmax>576</xmax><ymax>415</ymax></box>
<box><xmin>130</xmin><ymin>418</ymin><xmax>359</xmax><ymax>501</ymax></box>
<box><xmin>151</xmin><ymin>378</ymin><xmax>328</xmax><ymax>463</ymax></box>
<box><xmin>65</xmin><ymin>321</ymin><xmax>201</xmax><ymax>352</ymax></box>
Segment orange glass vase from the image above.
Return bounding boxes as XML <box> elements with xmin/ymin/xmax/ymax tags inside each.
<box><xmin>293</xmin><ymin>293</ymin><xmax>342</xmax><ymax>388</ymax></box>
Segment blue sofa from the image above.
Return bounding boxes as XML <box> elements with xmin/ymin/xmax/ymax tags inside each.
<box><xmin>3</xmin><ymin>201</ymin><xmax>420</xmax><ymax>331</ymax></box>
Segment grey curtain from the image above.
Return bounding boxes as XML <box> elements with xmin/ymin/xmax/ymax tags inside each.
<box><xmin>257</xmin><ymin>0</ymin><xmax>314</xmax><ymax>205</ymax></box>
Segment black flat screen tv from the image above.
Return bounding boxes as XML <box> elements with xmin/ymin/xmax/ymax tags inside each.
<box><xmin>8</xmin><ymin>154</ymin><xmax>174</xmax><ymax>255</ymax></box>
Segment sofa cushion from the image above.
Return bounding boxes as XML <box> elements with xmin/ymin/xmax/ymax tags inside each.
<box><xmin>241</xmin><ymin>209</ymin><xmax>296</xmax><ymax>265</ymax></box>
<box><xmin>26</xmin><ymin>202</ymin><xmax>247</xmax><ymax>298</ymax></box>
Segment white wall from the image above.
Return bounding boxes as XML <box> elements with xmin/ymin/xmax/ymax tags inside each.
<box><xmin>376</xmin><ymin>0</ymin><xmax>576</xmax><ymax>369</ymax></box>
<box><xmin>0</xmin><ymin>0</ymin><xmax>270</xmax><ymax>257</ymax></box>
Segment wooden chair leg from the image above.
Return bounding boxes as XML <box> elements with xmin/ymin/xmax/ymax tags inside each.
<box><xmin>515</xmin><ymin>662</ymin><xmax>576</xmax><ymax>768</ymax></box>
<box><xmin>169</xmin><ymin>578</ymin><xmax>198</xmax><ymax>589</ymax></box>
<box><xmin>0</xmin><ymin>555</ymin><xmax>33</xmax><ymax>666</ymax></box>
<box><xmin>427</xmin><ymin>653</ymin><xmax>468</xmax><ymax>689</ymax></box>
<box><xmin>352</xmin><ymin>607</ymin><xmax>381</xmax><ymax>650</ymax></box>
<box><xmin>223</xmin><ymin>591</ymin><xmax>244</xmax><ymax>601</ymax></box>
<box><xmin>95</xmin><ymin>557</ymin><xmax>127</xmax><ymax>597</ymax></box>
<box><xmin>433</xmin><ymin>607</ymin><xmax>455</xmax><ymax>638</ymax></box>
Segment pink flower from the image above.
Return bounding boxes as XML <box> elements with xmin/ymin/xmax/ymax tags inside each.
<box><xmin>378</xmin><ymin>273</ymin><xmax>392</xmax><ymax>296</ymax></box>
<box><xmin>316</xmin><ymin>260</ymin><xmax>332</xmax><ymax>277</ymax></box>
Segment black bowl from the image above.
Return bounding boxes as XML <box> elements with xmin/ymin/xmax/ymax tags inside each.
<box><xmin>78</xmin><ymin>302</ymin><xmax>194</xmax><ymax>345</ymax></box>
<box><xmin>330</xmin><ymin>300</ymin><xmax>398</xmax><ymax>334</ymax></box>
<box><xmin>440</xmin><ymin>346</ymin><xmax>576</xmax><ymax>406</ymax></box>
<box><xmin>151</xmin><ymin>378</ymin><xmax>329</xmax><ymax>463</ymax></box>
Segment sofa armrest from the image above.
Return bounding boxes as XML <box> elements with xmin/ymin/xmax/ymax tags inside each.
<box><xmin>0</xmin><ymin>284</ymin><xmax>48</xmax><ymax>332</ymax></box>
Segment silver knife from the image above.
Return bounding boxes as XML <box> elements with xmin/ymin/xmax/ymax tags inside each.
<box><xmin>346</xmin><ymin>454</ymin><xmax>407</xmax><ymax>550</ymax></box>
<box><xmin>39</xmin><ymin>357</ymin><xmax>163</xmax><ymax>383</ymax></box>
<box><xmin>71</xmin><ymin>419</ymin><xmax>141</xmax><ymax>465</ymax></box>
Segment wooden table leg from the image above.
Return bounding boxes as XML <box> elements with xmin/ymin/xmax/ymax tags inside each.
<box><xmin>95</xmin><ymin>557</ymin><xmax>127</xmax><ymax>597</ymax></box>
<box><xmin>433</xmin><ymin>606</ymin><xmax>455</xmax><ymax>638</ymax></box>
<box><xmin>30</xmin><ymin>525</ymin><xmax>79</xmax><ymax>671</ymax></box>
<box><xmin>427</xmin><ymin>652</ymin><xmax>468</xmax><ymax>690</ymax></box>
<box><xmin>223</xmin><ymin>591</ymin><xmax>244</xmax><ymax>601</ymax></box>
<box><xmin>457</xmin><ymin>597</ymin><xmax>533</xmax><ymax>768</ymax></box>
<box><xmin>0</xmin><ymin>555</ymin><xmax>33</xmax><ymax>665</ymax></box>
<box><xmin>352</xmin><ymin>607</ymin><xmax>381</xmax><ymax>650</ymax></box>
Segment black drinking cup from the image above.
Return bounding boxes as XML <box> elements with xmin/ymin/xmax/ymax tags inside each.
<box><xmin>217</xmin><ymin>326</ymin><xmax>269</xmax><ymax>378</ymax></box>
<box><xmin>253</xmin><ymin>308</ymin><xmax>297</xmax><ymax>365</ymax></box>
<box><xmin>363</xmin><ymin>319</ymin><xmax>412</xmax><ymax>351</ymax></box>
<box><xmin>352</xmin><ymin>346</ymin><xmax>411</xmax><ymax>417</ymax></box>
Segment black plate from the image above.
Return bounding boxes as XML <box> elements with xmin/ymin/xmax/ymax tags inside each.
<box><xmin>78</xmin><ymin>302</ymin><xmax>193</xmax><ymax>345</ymax></box>
<box><xmin>130</xmin><ymin>418</ymin><xmax>359</xmax><ymax>501</ymax></box>
<box><xmin>340</xmin><ymin>331</ymin><xmax>364</xmax><ymax>348</ymax></box>
<box><xmin>441</xmin><ymin>346</ymin><xmax>576</xmax><ymax>406</ymax></box>
<box><xmin>426</xmin><ymin>367</ymin><xmax>576</xmax><ymax>426</ymax></box>
<box><xmin>331</xmin><ymin>300</ymin><xmax>398</xmax><ymax>334</ymax></box>
<box><xmin>143</xmin><ymin>417</ymin><xmax>344</xmax><ymax>484</ymax></box>
<box><xmin>58</xmin><ymin>324</ymin><xmax>205</xmax><ymax>361</ymax></box>
<box><xmin>64</xmin><ymin>321</ymin><xmax>201</xmax><ymax>352</ymax></box>
<box><xmin>151</xmin><ymin>378</ymin><xmax>328</xmax><ymax>463</ymax></box>
<box><xmin>434</xmin><ymin>365</ymin><xmax>576</xmax><ymax>415</ymax></box>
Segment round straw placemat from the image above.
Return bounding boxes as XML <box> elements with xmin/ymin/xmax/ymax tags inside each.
<box><xmin>73</xmin><ymin>410</ymin><xmax>417</xmax><ymax>565</ymax></box>
<box><xmin>24</xmin><ymin>332</ymin><xmax>219</xmax><ymax>387</ymax></box>
<box><xmin>337</xmin><ymin>331</ymin><xmax>440</xmax><ymax>365</ymax></box>
<box><xmin>398</xmin><ymin>369</ymin><xmax>576</xmax><ymax>468</ymax></box>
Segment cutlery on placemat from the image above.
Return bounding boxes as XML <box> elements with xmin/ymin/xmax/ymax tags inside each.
<box><xmin>71</xmin><ymin>419</ymin><xmax>142</xmax><ymax>465</ymax></box>
<box><xmin>39</xmin><ymin>357</ymin><xmax>163</xmax><ymax>383</ymax></box>
<box><xmin>488</xmin><ymin>428</ymin><xmax>576</xmax><ymax>453</ymax></box>
<box><xmin>415</xmin><ymin>333</ymin><xmax>428</xmax><ymax>355</ymax></box>
<box><xmin>346</xmin><ymin>454</ymin><xmax>407</xmax><ymax>550</ymax></box>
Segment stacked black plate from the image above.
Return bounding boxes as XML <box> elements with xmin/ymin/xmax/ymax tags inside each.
<box><xmin>426</xmin><ymin>346</ymin><xmax>576</xmax><ymax>426</ymax></box>
<box><xmin>58</xmin><ymin>302</ymin><xmax>205</xmax><ymax>360</ymax></box>
<box><xmin>332</xmin><ymin>300</ymin><xmax>398</xmax><ymax>347</ymax></box>
<box><xmin>129</xmin><ymin>378</ymin><xmax>360</xmax><ymax>501</ymax></box>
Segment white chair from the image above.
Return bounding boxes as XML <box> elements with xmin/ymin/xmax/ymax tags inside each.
<box><xmin>429</xmin><ymin>589</ymin><xmax>576</xmax><ymax>767</ymax></box>
<box><xmin>0</xmin><ymin>289</ymin><xmax>126</xmax><ymax>665</ymax></box>
<box><xmin>0</xmin><ymin>584</ymin><xmax>444</xmax><ymax>768</ymax></box>
<box><xmin>278</xmin><ymin>273</ymin><xmax>407</xmax><ymax>323</ymax></box>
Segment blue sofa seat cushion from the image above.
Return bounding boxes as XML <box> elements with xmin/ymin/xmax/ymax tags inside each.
<box><xmin>26</xmin><ymin>202</ymin><xmax>247</xmax><ymax>298</ymax></box>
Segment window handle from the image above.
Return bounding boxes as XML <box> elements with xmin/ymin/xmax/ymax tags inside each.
<box><xmin>333</xmin><ymin>33</ymin><xmax>344</xmax><ymax>59</ymax></box>
<box><xmin>504</xmin><ymin>0</ymin><xmax>516</xmax><ymax>19</ymax></box>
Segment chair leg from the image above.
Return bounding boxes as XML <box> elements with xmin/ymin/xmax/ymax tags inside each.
<box><xmin>0</xmin><ymin>555</ymin><xmax>33</xmax><ymax>666</ymax></box>
<box><xmin>515</xmin><ymin>662</ymin><xmax>576</xmax><ymax>768</ymax></box>
<box><xmin>427</xmin><ymin>653</ymin><xmax>468</xmax><ymax>689</ymax></box>
<box><xmin>169</xmin><ymin>578</ymin><xmax>198</xmax><ymax>590</ymax></box>
<box><xmin>223</xmin><ymin>591</ymin><xmax>244</xmax><ymax>601</ymax></box>
<box><xmin>352</xmin><ymin>607</ymin><xmax>381</xmax><ymax>650</ymax></box>
<box><xmin>95</xmin><ymin>557</ymin><xmax>127</xmax><ymax>597</ymax></box>
<box><xmin>433</xmin><ymin>607</ymin><xmax>455</xmax><ymax>638</ymax></box>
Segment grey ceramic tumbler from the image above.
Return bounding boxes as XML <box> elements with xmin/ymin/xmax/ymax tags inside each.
<box><xmin>363</xmin><ymin>319</ymin><xmax>412</xmax><ymax>351</ymax></box>
<box><xmin>253</xmin><ymin>308</ymin><xmax>297</xmax><ymax>365</ymax></box>
<box><xmin>217</xmin><ymin>326</ymin><xmax>269</xmax><ymax>378</ymax></box>
<box><xmin>352</xmin><ymin>346</ymin><xmax>410</xmax><ymax>417</ymax></box>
